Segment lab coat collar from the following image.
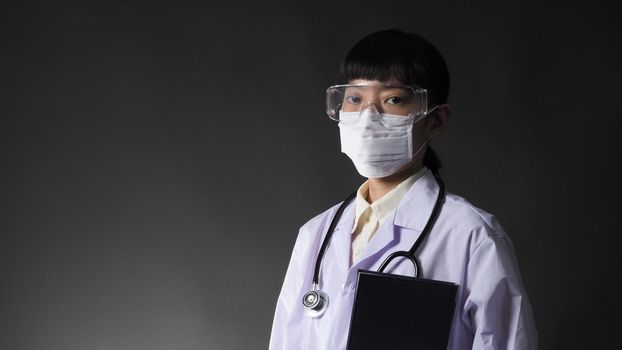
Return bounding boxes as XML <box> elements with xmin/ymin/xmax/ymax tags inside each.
<box><xmin>392</xmin><ymin>167</ymin><xmax>440</xmax><ymax>232</ymax></box>
<box><xmin>347</xmin><ymin>168</ymin><xmax>439</xmax><ymax>274</ymax></box>
<box><xmin>332</xmin><ymin>167</ymin><xmax>440</xmax><ymax>277</ymax></box>
<box><xmin>350</xmin><ymin>167</ymin><xmax>426</xmax><ymax>235</ymax></box>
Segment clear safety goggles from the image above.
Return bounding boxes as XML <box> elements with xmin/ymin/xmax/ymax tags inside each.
<box><xmin>326</xmin><ymin>83</ymin><xmax>432</xmax><ymax>122</ymax></box>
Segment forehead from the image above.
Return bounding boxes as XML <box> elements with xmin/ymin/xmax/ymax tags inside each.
<box><xmin>349</xmin><ymin>78</ymin><xmax>402</xmax><ymax>85</ymax></box>
<box><xmin>343</xmin><ymin>79</ymin><xmax>411</xmax><ymax>97</ymax></box>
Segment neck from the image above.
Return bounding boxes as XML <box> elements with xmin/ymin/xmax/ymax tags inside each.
<box><xmin>367</xmin><ymin>163</ymin><xmax>424</xmax><ymax>203</ymax></box>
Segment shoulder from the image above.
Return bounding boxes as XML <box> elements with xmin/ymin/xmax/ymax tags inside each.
<box><xmin>301</xmin><ymin>202</ymin><xmax>342</xmax><ymax>230</ymax></box>
<box><xmin>293</xmin><ymin>200</ymin><xmax>347</xmax><ymax>248</ymax></box>
<box><xmin>300</xmin><ymin>199</ymin><xmax>345</xmax><ymax>230</ymax></box>
<box><xmin>436</xmin><ymin>192</ymin><xmax>527</xmax><ymax>289</ymax></box>
<box><xmin>442</xmin><ymin>192</ymin><xmax>499</xmax><ymax>229</ymax></box>
<box><xmin>437</xmin><ymin>191</ymin><xmax>509</xmax><ymax>251</ymax></box>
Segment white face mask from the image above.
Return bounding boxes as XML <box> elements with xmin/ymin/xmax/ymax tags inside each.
<box><xmin>338</xmin><ymin>108</ymin><xmax>429</xmax><ymax>178</ymax></box>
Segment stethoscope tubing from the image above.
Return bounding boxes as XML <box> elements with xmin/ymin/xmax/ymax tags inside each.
<box><xmin>377</xmin><ymin>176</ymin><xmax>445</xmax><ymax>277</ymax></box>
<box><xmin>312</xmin><ymin>174</ymin><xmax>445</xmax><ymax>286</ymax></box>
<box><xmin>312</xmin><ymin>191</ymin><xmax>357</xmax><ymax>287</ymax></box>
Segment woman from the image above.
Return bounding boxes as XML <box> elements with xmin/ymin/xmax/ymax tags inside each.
<box><xmin>269</xmin><ymin>29</ymin><xmax>537</xmax><ymax>349</ymax></box>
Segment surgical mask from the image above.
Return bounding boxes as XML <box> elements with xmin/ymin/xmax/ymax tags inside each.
<box><xmin>338</xmin><ymin>107</ymin><xmax>430</xmax><ymax>178</ymax></box>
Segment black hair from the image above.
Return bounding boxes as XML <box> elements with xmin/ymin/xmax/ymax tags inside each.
<box><xmin>339</xmin><ymin>29</ymin><xmax>450</xmax><ymax>176</ymax></box>
<box><xmin>339</xmin><ymin>29</ymin><xmax>450</xmax><ymax>103</ymax></box>
<box><xmin>339</xmin><ymin>29</ymin><xmax>449</xmax><ymax>176</ymax></box>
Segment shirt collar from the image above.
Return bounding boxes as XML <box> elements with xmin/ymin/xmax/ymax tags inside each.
<box><xmin>351</xmin><ymin>167</ymin><xmax>428</xmax><ymax>234</ymax></box>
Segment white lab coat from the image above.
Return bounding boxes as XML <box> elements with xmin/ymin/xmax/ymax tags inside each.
<box><xmin>269</xmin><ymin>168</ymin><xmax>538</xmax><ymax>349</ymax></box>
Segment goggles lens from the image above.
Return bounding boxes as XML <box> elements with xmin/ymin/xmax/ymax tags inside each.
<box><xmin>326</xmin><ymin>84</ymin><xmax>429</xmax><ymax>121</ymax></box>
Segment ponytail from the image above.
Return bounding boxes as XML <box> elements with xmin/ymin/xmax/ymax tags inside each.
<box><xmin>423</xmin><ymin>146</ymin><xmax>442</xmax><ymax>177</ymax></box>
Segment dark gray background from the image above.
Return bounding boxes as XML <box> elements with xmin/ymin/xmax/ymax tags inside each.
<box><xmin>1</xmin><ymin>1</ymin><xmax>620</xmax><ymax>349</ymax></box>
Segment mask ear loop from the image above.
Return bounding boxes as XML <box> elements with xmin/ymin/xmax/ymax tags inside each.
<box><xmin>412</xmin><ymin>139</ymin><xmax>429</xmax><ymax>158</ymax></box>
<box><xmin>407</xmin><ymin>104</ymin><xmax>439</xmax><ymax>156</ymax></box>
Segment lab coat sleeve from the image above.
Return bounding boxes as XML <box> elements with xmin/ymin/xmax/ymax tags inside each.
<box><xmin>463</xmin><ymin>220</ymin><xmax>538</xmax><ymax>350</ymax></box>
<box><xmin>268</xmin><ymin>228</ymin><xmax>306</xmax><ymax>350</ymax></box>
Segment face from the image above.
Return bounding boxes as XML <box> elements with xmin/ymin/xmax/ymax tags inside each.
<box><xmin>347</xmin><ymin>78</ymin><xmax>449</xmax><ymax>179</ymax></box>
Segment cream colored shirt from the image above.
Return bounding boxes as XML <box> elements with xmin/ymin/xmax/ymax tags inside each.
<box><xmin>350</xmin><ymin>167</ymin><xmax>427</xmax><ymax>265</ymax></box>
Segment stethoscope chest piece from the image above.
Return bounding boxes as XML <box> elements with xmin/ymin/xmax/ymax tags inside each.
<box><xmin>302</xmin><ymin>285</ymin><xmax>329</xmax><ymax>318</ymax></box>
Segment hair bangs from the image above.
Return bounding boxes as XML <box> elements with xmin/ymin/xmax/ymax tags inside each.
<box><xmin>338</xmin><ymin>29</ymin><xmax>448</xmax><ymax>104</ymax></box>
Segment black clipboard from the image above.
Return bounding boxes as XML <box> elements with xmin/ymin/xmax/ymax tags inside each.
<box><xmin>345</xmin><ymin>270</ymin><xmax>458</xmax><ymax>350</ymax></box>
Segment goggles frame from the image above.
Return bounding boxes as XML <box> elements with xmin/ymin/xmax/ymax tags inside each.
<box><xmin>325</xmin><ymin>83</ymin><xmax>431</xmax><ymax>121</ymax></box>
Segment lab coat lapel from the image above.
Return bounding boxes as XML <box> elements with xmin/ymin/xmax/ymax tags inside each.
<box><xmin>393</xmin><ymin>169</ymin><xmax>440</xmax><ymax>233</ymax></box>
<box><xmin>331</xmin><ymin>201</ymin><xmax>356</xmax><ymax>277</ymax></box>
<box><xmin>350</xmin><ymin>169</ymin><xmax>441</xmax><ymax>273</ymax></box>
<box><xmin>350</xmin><ymin>220</ymin><xmax>398</xmax><ymax>273</ymax></box>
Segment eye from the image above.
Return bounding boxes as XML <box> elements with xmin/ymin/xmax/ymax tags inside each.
<box><xmin>386</xmin><ymin>96</ymin><xmax>403</xmax><ymax>104</ymax></box>
<box><xmin>345</xmin><ymin>95</ymin><xmax>362</xmax><ymax>104</ymax></box>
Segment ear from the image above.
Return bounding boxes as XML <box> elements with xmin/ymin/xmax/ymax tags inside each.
<box><xmin>426</xmin><ymin>104</ymin><xmax>450</xmax><ymax>141</ymax></box>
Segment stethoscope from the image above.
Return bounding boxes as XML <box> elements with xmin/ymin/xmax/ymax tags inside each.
<box><xmin>302</xmin><ymin>173</ymin><xmax>446</xmax><ymax>318</ymax></box>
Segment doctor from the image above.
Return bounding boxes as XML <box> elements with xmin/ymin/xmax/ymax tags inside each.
<box><xmin>269</xmin><ymin>29</ymin><xmax>537</xmax><ymax>349</ymax></box>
